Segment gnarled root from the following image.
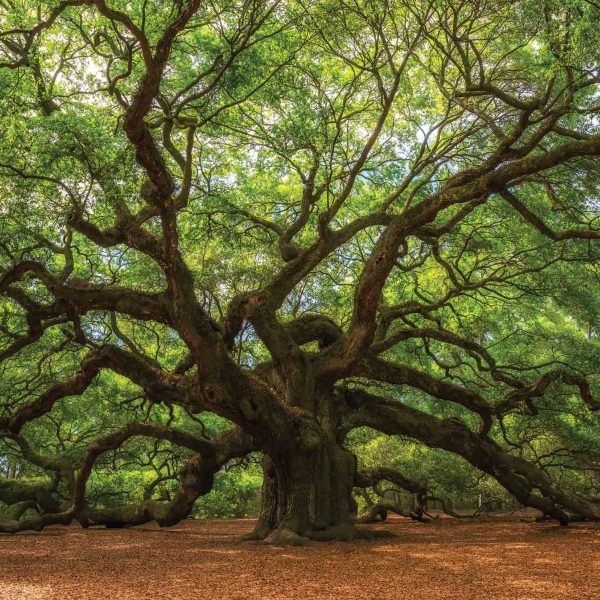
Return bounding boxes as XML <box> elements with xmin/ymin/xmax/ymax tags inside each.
<box><xmin>240</xmin><ymin>521</ymin><xmax>395</xmax><ymax>545</ymax></box>
<box><xmin>265</xmin><ymin>527</ymin><xmax>311</xmax><ymax>546</ymax></box>
<box><xmin>237</xmin><ymin>520</ymin><xmax>274</xmax><ymax>542</ymax></box>
<box><xmin>309</xmin><ymin>523</ymin><xmax>395</xmax><ymax>541</ymax></box>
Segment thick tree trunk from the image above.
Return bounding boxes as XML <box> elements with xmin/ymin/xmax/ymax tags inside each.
<box><xmin>250</xmin><ymin>440</ymin><xmax>366</xmax><ymax>545</ymax></box>
<box><xmin>242</xmin><ymin>382</ymin><xmax>368</xmax><ymax>545</ymax></box>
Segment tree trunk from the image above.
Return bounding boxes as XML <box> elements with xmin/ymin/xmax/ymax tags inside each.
<box><xmin>243</xmin><ymin>384</ymin><xmax>369</xmax><ymax>545</ymax></box>
<box><xmin>247</xmin><ymin>438</ymin><xmax>362</xmax><ymax>545</ymax></box>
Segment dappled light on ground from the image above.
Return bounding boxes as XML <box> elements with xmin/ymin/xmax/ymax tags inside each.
<box><xmin>0</xmin><ymin>516</ymin><xmax>598</xmax><ymax>599</ymax></box>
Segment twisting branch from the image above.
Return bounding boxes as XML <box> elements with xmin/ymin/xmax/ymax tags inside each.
<box><xmin>341</xmin><ymin>388</ymin><xmax>600</xmax><ymax>523</ymax></box>
<box><xmin>1</xmin><ymin>344</ymin><xmax>198</xmax><ymax>434</ymax></box>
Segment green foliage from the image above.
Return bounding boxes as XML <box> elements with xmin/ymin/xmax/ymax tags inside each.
<box><xmin>0</xmin><ymin>0</ymin><xmax>599</xmax><ymax>523</ymax></box>
<box><xmin>194</xmin><ymin>462</ymin><xmax>263</xmax><ymax>519</ymax></box>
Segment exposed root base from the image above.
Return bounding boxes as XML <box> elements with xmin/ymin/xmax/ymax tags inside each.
<box><xmin>240</xmin><ymin>523</ymin><xmax>396</xmax><ymax>545</ymax></box>
<box><xmin>266</xmin><ymin>528</ymin><xmax>311</xmax><ymax>547</ymax></box>
<box><xmin>309</xmin><ymin>523</ymin><xmax>394</xmax><ymax>541</ymax></box>
<box><xmin>237</xmin><ymin>522</ymin><xmax>274</xmax><ymax>543</ymax></box>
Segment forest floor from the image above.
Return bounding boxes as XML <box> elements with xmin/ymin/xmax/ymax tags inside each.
<box><xmin>0</xmin><ymin>514</ymin><xmax>598</xmax><ymax>599</ymax></box>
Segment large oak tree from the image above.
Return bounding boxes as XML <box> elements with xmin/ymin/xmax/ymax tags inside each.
<box><xmin>0</xmin><ymin>0</ymin><xmax>599</xmax><ymax>543</ymax></box>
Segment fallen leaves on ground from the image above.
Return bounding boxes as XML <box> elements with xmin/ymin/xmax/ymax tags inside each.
<box><xmin>0</xmin><ymin>515</ymin><xmax>598</xmax><ymax>599</ymax></box>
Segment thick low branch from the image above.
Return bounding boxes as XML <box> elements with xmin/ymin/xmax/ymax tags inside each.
<box><xmin>355</xmin><ymin>467</ymin><xmax>427</xmax><ymax>496</ymax></box>
<box><xmin>1</xmin><ymin>345</ymin><xmax>197</xmax><ymax>434</ymax></box>
<box><xmin>0</xmin><ymin>481</ymin><xmax>61</xmax><ymax>514</ymax></box>
<box><xmin>78</xmin><ymin>426</ymin><xmax>252</xmax><ymax>528</ymax></box>
<box><xmin>0</xmin><ymin>427</ymin><xmax>253</xmax><ymax>533</ymax></box>
<box><xmin>342</xmin><ymin>388</ymin><xmax>600</xmax><ymax>523</ymax></box>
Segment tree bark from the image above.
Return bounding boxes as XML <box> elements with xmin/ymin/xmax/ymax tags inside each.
<box><xmin>250</xmin><ymin>442</ymin><xmax>373</xmax><ymax>545</ymax></box>
<box><xmin>243</xmin><ymin>384</ymin><xmax>376</xmax><ymax>544</ymax></box>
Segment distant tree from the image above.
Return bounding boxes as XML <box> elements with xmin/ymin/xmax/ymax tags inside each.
<box><xmin>0</xmin><ymin>0</ymin><xmax>599</xmax><ymax>543</ymax></box>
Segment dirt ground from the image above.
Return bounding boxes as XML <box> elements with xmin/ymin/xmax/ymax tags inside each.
<box><xmin>0</xmin><ymin>516</ymin><xmax>598</xmax><ymax>600</ymax></box>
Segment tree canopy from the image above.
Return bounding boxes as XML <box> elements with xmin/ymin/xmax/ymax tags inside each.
<box><xmin>0</xmin><ymin>0</ymin><xmax>599</xmax><ymax>542</ymax></box>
